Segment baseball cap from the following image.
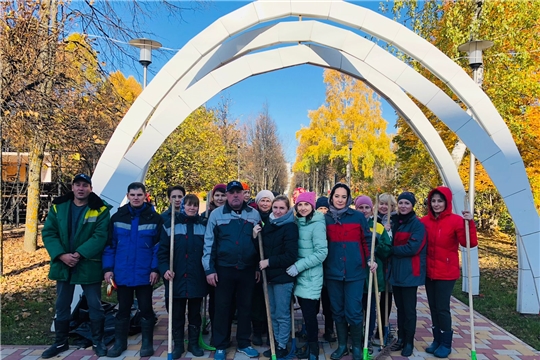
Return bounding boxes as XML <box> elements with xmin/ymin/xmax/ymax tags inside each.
<box><xmin>226</xmin><ymin>181</ymin><xmax>243</xmax><ymax>192</ymax></box>
<box><xmin>72</xmin><ymin>173</ymin><xmax>92</xmax><ymax>185</ymax></box>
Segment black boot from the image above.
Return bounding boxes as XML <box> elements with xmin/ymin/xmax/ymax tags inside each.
<box><xmin>172</xmin><ymin>328</ymin><xmax>184</xmax><ymax>359</ymax></box>
<box><xmin>349</xmin><ymin>325</ymin><xmax>363</xmax><ymax>360</ymax></box>
<box><xmin>426</xmin><ymin>327</ymin><xmax>441</xmax><ymax>354</ymax></box>
<box><xmin>296</xmin><ymin>344</ymin><xmax>309</xmax><ymax>359</ymax></box>
<box><xmin>401</xmin><ymin>334</ymin><xmax>414</xmax><ymax>357</ymax></box>
<box><xmin>330</xmin><ymin>322</ymin><xmax>349</xmax><ymax>360</ymax></box>
<box><xmin>41</xmin><ymin>320</ymin><xmax>70</xmax><ymax>359</ymax></box>
<box><xmin>187</xmin><ymin>325</ymin><xmax>204</xmax><ymax>357</ymax></box>
<box><xmin>107</xmin><ymin>318</ymin><xmax>130</xmax><ymax>357</ymax></box>
<box><xmin>390</xmin><ymin>337</ymin><xmax>404</xmax><ymax>351</ymax></box>
<box><xmin>434</xmin><ymin>330</ymin><xmax>453</xmax><ymax>358</ymax></box>
<box><xmin>323</xmin><ymin>328</ymin><xmax>336</xmax><ymax>343</ymax></box>
<box><xmin>90</xmin><ymin>319</ymin><xmax>107</xmax><ymax>357</ymax></box>
<box><xmin>139</xmin><ymin>317</ymin><xmax>155</xmax><ymax>357</ymax></box>
<box><xmin>308</xmin><ymin>342</ymin><xmax>319</xmax><ymax>360</ymax></box>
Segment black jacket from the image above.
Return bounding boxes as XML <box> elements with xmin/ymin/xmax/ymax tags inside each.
<box><xmin>158</xmin><ymin>212</ymin><xmax>208</xmax><ymax>299</ymax></box>
<box><xmin>261</xmin><ymin>211</ymin><xmax>299</xmax><ymax>284</ymax></box>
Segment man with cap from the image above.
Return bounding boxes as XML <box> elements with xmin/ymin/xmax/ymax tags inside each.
<box><xmin>202</xmin><ymin>181</ymin><xmax>262</xmax><ymax>360</ymax></box>
<box><xmin>41</xmin><ymin>174</ymin><xmax>111</xmax><ymax>358</ymax></box>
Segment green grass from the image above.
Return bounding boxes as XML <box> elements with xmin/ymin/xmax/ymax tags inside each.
<box><xmin>452</xmin><ymin>234</ymin><xmax>540</xmax><ymax>350</ymax></box>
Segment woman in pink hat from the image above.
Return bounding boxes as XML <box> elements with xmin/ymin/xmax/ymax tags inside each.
<box><xmin>287</xmin><ymin>191</ymin><xmax>328</xmax><ymax>360</ymax></box>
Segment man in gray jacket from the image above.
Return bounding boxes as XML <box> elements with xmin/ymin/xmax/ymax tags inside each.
<box><xmin>202</xmin><ymin>180</ymin><xmax>261</xmax><ymax>360</ymax></box>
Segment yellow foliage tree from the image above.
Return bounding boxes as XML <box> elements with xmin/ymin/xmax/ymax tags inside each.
<box><xmin>294</xmin><ymin>70</ymin><xmax>395</xmax><ymax>193</ymax></box>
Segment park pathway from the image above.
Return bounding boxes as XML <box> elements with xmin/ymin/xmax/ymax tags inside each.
<box><xmin>1</xmin><ymin>286</ymin><xmax>538</xmax><ymax>360</ymax></box>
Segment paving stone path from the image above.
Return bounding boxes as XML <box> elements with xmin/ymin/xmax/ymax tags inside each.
<box><xmin>2</xmin><ymin>286</ymin><xmax>538</xmax><ymax>360</ymax></box>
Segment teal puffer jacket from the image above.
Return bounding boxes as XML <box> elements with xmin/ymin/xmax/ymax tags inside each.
<box><xmin>293</xmin><ymin>211</ymin><xmax>328</xmax><ymax>300</ymax></box>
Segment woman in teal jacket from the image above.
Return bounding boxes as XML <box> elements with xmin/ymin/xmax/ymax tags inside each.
<box><xmin>286</xmin><ymin>191</ymin><xmax>328</xmax><ymax>360</ymax></box>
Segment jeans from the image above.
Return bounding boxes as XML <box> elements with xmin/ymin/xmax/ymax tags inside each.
<box><xmin>213</xmin><ymin>266</ymin><xmax>256</xmax><ymax>349</ymax></box>
<box><xmin>166</xmin><ymin>297</ymin><xmax>203</xmax><ymax>332</ymax></box>
<box><xmin>392</xmin><ymin>286</ymin><xmax>418</xmax><ymax>340</ymax></box>
<box><xmin>116</xmin><ymin>285</ymin><xmax>155</xmax><ymax>321</ymax></box>
<box><xmin>326</xmin><ymin>279</ymin><xmax>365</xmax><ymax>326</ymax></box>
<box><xmin>425</xmin><ymin>278</ymin><xmax>456</xmax><ymax>332</ymax></box>
<box><xmin>56</xmin><ymin>281</ymin><xmax>104</xmax><ymax>322</ymax></box>
<box><xmin>297</xmin><ymin>297</ymin><xmax>319</xmax><ymax>343</ymax></box>
<box><xmin>267</xmin><ymin>282</ymin><xmax>294</xmax><ymax>349</ymax></box>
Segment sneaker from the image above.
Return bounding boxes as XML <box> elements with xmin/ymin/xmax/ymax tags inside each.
<box><xmin>263</xmin><ymin>348</ymin><xmax>272</xmax><ymax>358</ymax></box>
<box><xmin>238</xmin><ymin>346</ymin><xmax>259</xmax><ymax>357</ymax></box>
<box><xmin>215</xmin><ymin>349</ymin><xmax>226</xmax><ymax>360</ymax></box>
<box><xmin>263</xmin><ymin>347</ymin><xmax>288</xmax><ymax>358</ymax></box>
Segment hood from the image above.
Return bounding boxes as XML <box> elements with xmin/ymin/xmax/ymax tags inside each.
<box><xmin>427</xmin><ymin>186</ymin><xmax>453</xmax><ymax>219</ymax></box>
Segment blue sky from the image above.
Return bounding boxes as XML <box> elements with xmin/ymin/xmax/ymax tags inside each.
<box><xmin>111</xmin><ymin>1</ymin><xmax>399</xmax><ymax>162</ymax></box>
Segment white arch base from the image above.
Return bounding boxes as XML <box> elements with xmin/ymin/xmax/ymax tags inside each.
<box><xmin>93</xmin><ymin>0</ymin><xmax>539</xmax><ymax>313</ymax></box>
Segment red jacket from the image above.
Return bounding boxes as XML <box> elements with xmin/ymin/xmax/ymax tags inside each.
<box><xmin>420</xmin><ymin>187</ymin><xmax>478</xmax><ymax>281</ymax></box>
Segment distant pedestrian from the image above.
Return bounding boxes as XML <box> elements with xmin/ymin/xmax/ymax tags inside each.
<box><xmin>41</xmin><ymin>174</ymin><xmax>111</xmax><ymax>358</ymax></box>
<box><xmin>103</xmin><ymin>182</ymin><xmax>163</xmax><ymax>358</ymax></box>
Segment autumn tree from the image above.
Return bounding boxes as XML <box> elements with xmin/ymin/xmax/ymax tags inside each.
<box><xmin>243</xmin><ymin>104</ymin><xmax>288</xmax><ymax>194</ymax></box>
<box><xmin>293</xmin><ymin>69</ymin><xmax>395</xmax><ymax>196</ymax></box>
<box><xmin>146</xmin><ymin>106</ymin><xmax>237</xmax><ymax>212</ymax></box>
<box><xmin>389</xmin><ymin>0</ymin><xmax>540</xmax><ymax>231</ymax></box>
<box><xmin>1</xmin><ymin>0</ymin><xmax>197</xmax><ymax>252</ymax></box>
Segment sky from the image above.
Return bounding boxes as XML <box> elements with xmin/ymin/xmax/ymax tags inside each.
<box><xmin>109</xmin><ymin>1</ymin><xmax>400</xmax><ymax>163</ymax></box>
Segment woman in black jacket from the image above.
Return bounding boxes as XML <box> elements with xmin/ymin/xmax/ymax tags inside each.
<box><xmin>253</xmin><ymin>195</ymin><xmax>299</xmax><ymax>358</ymax></box>
<box><xmin>158</xmin><ymin>194</ymin><xmax>208</xmax><ymax>359</ymax></box>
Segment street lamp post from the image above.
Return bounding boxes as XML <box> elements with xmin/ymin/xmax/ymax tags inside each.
<box><xmin>331</xmin><ymin>135</ymin><xmax>338</xmax><ymax>185</ymax></box>
<box><xmin>458</xmin><ymin>40</ymin><xmax>493</xmax><ymax>215</ymax></box>
<box><xmin>129</xmin><ymin>38</ymin><xmax>162</xmax><ymax>182</ymax></box>
<box><xmin>237</xmin><ymin>143</ymin><xmax>241</xmax><ymax>180</ymax></box>
<box><xmin>458</xmin><ymin>39</ymin><xmax>492</xmax><ymax>298</ymax></box>
<box><xmin>347</xmin><ymin>139</ymin><xmax>353</xmax><ymax>187</ymax></box>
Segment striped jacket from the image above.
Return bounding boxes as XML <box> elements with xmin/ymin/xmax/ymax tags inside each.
<box><xmin>42</xmin><ymin>192</ymin><xmax>111</xmax><ymax>284</ymax></box>
<box><xmin>103</xmin><ymin>203</ymin><xmax>163</xmax><ymax>287</ymax></box>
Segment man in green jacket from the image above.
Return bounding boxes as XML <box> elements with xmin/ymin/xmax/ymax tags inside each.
<box><xmin>41</xmin><ymin>174</ymin><xmax>111</xmax><ymax>358</ymax></box>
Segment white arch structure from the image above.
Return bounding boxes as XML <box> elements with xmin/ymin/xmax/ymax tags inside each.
<box><xmin>92</xmin><ymin>1</ymin><xmax>539</xmax><ymax>313</ymax></box>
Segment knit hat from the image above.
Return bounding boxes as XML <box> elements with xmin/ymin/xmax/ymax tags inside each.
<box><xmin>212</xmin><ymin>183</ymin><xmax>226</xmax><ymax>196</ymax></box>
<box><xmin>354</xmin><ymin>195</ymin><xmax>373</xmax><ymax>209</ymax></box>
<box><xmin>255</xmin><ymin>190</ymin><xmax>275</xmax><ymax>205</ymax></box>
<box><xmin>241</xmin><ymin>182</ymin><xmax>250</xmax><ymax>190</ymax></box>
<box><xmin>397</xmin><ymin>191</ymin><xmax>416</xmax><ymax>207</ymax></box>
<box><xmin>295</xmin><ymin>191</ymin><xmax>316</xmax><ymax>209</ymax></box>
<box><xmin>315</xmin><ymin>196</ymin><xmax>329</xmax><ymax>210</ymax></box>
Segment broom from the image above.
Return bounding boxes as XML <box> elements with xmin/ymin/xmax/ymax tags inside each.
<box><xmin>167</xmin><ymin>206</ymin><xmax>176</xmax><ymax>360</ymax></box>
<box><xmin>258</xmin><ymin>233</ymin><xmax>277</xmax><ymax>360</ymax></box>
<box><xmin>363</xmin><ymin>197</ymin><xmax>379</xmax><ymax>360</ymax></box>
<box><xmin>199</xmin><ymin>190</ymin><xmax>215</xmax><ymax>351</ymax></box>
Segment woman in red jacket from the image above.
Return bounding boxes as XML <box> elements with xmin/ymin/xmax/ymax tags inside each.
<box><xmin>420</xmin><ymin>186</ymin><xmax>478</xmax><ymax>358</ymax></box>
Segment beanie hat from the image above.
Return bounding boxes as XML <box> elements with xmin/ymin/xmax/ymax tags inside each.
<box><xmin>212</xmin><ymin>183</ymin><xmax>226</xmax><ymax>196</ymax></box>
<box><xmin>354</xmin><ymin>195</ymin><xmax>373</xmax><ymax>209</ymax></box>
<box><xmin>255</xmin><ymin>190</ymin><xmax>275</xmax><ymax>205</ymax></box>
<box><xmin>397</xmin><ymin>191</ymin><xmax>416</xmax><ymax>207</ymax></box>
<box><xmin>295</xmin><ymin>191</ymin><xmax>316</xmax><ymax>209</ymax></box>
<box><xmin>315</xmin><ymin>196</ymin><xmax>329</xmax><ymax>209</ymax></box>
<box><xmin>241</xmin><ymin>182</ymin><xmax>250</xmax><ymax>190</ymax></box>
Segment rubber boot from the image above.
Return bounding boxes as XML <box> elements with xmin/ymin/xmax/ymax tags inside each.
<box><xmin>349</xmin><ymin>325</ymin><xmax>362</xmax><ymax>360</ymax></box>
<box><xmin>296</xmin><ymin>344</ymin><xmax>309</xmax><ymax>359</ymax></box>
<box><xmin>139</xmin><ymin>317</ymin><xmax>155</xmax><ymax>357</ymax></box>
<box><xmin>400</xmin><ymin>334</ymin><xmax>414</xmax><ymax>357</ymax></box>
<box><xmin>107</xmin><ymin>318</ymin><xmax>130</xmax><ymax>357</ymax></box>
<box><xmin>172</xmin><ymin>328</ymin><xmax>184</xmax><ymax>359</ymax></box>
<box><xmin>42</xmin><ymin>320</ymin><xmax>70</xmax><ymax>359</ymax></box>
<box><xmin>90</xmin><ymin>319</ymin><xmax>107</xmax><ymax>357</ymax></box>
<box><xmin>188</xmin><ymin>325</ymin><xmax>204</xmax><ymax>357</ymax></box>
<box><xmin>330</xmin><ymin>322</ymin><xmax>349</xmax><ymax>360</ymax></box>
<box><xmin>434</xmin><ymin>330</ymin><xmax>453</xmax><ymax>358</ymax></box>
<box><xmin>426</xmin><ymin>327</ymin><xmax>441</xmax><ymax>354</ymax></box>
<box><xmin>308</xmin><ymin>342</ymin><xmax>319</xmax><ymax>360</ymax></box>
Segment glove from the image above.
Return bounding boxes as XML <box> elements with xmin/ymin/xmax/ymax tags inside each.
<box><xmin>286</xmin><ymin>265</ymin><xmax>299</xmax><ymax>277</ymax></box>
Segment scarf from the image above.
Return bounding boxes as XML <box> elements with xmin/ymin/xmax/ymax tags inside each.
<box><xmin>329</xmin><ymin>196</ymin><xmax>353</xmax><ymax>225</ymax></box>
<box><xmin>269</xmin><ymin>208</ymin><xmax>295</xmax><ymax>226</ymax></box>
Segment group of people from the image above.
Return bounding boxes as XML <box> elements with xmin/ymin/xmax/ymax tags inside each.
<box><xmin>41</xmin><ymin>173</ymin><xmax>477</xmax><ymax>360</ymax></box>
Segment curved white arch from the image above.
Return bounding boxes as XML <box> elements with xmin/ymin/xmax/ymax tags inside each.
<box><xmin>93</xmin><ymin>2</ymin><xmax>539</xmax><ymax>312</ymax></box>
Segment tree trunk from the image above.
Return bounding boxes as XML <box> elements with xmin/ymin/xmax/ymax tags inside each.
<box><xmin>23</xmin><ymin>138</ymin><xmax>46</xmax><ymax>253</ymax></box>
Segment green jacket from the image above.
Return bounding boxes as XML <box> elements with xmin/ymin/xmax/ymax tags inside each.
<box><xmin>42</xmin><ymin>192</ymin><xmax>111</xmax><ymax>284</ymax></box>
<box><xmin>294</xmin><ymin>211</ymin><xmax>328</xmax><ymax>300</ymax></box>
<box><xmin>364</xmin><ymin>217</ymin><xmax>392</xmax><ymax>292</ymax></box>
